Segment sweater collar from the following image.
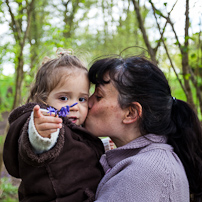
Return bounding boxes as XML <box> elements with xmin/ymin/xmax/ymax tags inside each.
<box><xmin>100</xmin><ymin>134</ymin><xmax>169</xmax><ymax>173</ymax></box>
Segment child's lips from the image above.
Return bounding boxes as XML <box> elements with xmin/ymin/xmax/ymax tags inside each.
<box><xmin>68</xmin><ymin>117</ymin><xmax>78</xmax><ymax>123</ymax></box>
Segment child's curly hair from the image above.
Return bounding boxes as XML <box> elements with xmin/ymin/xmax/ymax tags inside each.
<box><xmin>27</xmin><ymin>48</ymin><xmax>88</xmax><ymax>104</ymax></box>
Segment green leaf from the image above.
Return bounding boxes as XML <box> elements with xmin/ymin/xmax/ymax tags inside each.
<box><xmin>182</xmin><ymin>46</ymin><xmax>188</xmax><ymax>53</ymax></box>
<box><xmin>174</xmin><ymin>41</ymin><xmax>179</xmax><ymax>45</ymax></box>
<box><xmin>191</xmin><ymin>53</ymin><xmax>196</xmax><ymax>58</ymax></box>
<box><xmin>155</xmin><ymin>10</ymin><xmax>162</xmax><ymax>15</ymax></box>
<box><xmin>185</xmin><ymin>36</ymin><xmax>194</xmax><ymax>42</ymax></box>
<box><xmin>155</xmin><ymin>39</ymin><xmax>162</xmax><ymax>43</ymax></box>
<box><xmin>184</xmin><ymin>73</ymin><xmax>191</xmax><ymax>80</ymax></box>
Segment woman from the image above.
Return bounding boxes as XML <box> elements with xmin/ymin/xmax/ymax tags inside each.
<box><xmin>85</xmin><ymin>55</ymin><xmax>202</xmax><ymax>202</ymax></box>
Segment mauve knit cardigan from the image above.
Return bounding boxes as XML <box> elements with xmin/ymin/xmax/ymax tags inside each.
<box><xmin>95</xmin><ymin>134</ymin><xmax>189</xmax><ymax>202</ymax></box>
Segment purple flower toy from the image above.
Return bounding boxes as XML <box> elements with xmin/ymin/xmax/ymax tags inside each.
<box><xmin>47</xmin><ymin>102</ymin><xmax>78</xmax><ymax>117</ymax></box>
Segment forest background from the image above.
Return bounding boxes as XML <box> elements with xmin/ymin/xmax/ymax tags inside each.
<box><xmin>0</xmin><ymin>0</ymin><xmax>202</xmax><ymax>201</ymax></box>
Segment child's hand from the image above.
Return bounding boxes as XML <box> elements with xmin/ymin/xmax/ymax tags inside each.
<box><xmin>33</xmin><ymin>105</ymin><xmax>62</xmax><ymax>138</ymax></box>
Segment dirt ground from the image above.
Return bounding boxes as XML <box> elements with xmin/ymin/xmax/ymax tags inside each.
<box><xmin>0</xmin><ymin>111</ymin><xmax>9</xmax><ymax>136</ymax></box>
<box><xmin>0</xmin><ymin>111</ymin><xmax>21</xmax><ymax>187</ymax></box>
<box><xmin>0</xmin><ymin>111</ymin><xmax>9</xmax><ymax>175</ymax></box>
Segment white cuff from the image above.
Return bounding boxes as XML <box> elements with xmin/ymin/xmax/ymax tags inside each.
<box><xmin>101</xmin><ymin>137</ymin><xmax>115</xmax><ymax>152</ymax></box>
<box><xmin>28</xmin><ymin>110</ymin><xmax>59</xmax><ymax>154</ymax></box>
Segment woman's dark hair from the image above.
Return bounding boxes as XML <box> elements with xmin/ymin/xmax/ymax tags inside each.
<box><xmin>89</xmin><ymin>55</ymin><xmax>202</xmax><ymax>201</ymax></box>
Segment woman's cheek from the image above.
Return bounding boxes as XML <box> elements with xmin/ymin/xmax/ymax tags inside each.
<box><xmin>90</xmin><ymin>102</ymin><xmax>102</xmax><ymax>116</ymax></box>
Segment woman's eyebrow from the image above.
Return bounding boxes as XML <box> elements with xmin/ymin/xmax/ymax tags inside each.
<box><xmin>97</xmin><ymin>85</ymin><xmax>107</xmax><ymax>95</ymax></box>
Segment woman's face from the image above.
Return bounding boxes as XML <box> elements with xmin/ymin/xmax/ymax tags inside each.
<box><xmin>85</xmin><ymin>80</ymin><xmax>126</xmax><ymax>138</ymax></box>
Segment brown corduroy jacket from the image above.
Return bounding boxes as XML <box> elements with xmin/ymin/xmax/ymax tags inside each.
<box><xmin>3</xmin><ymin>103</ymin><xmax>104</xmax><ymax>202</ymax></box>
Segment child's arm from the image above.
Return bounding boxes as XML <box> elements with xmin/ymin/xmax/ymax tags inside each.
<box><xmin>28</xmin><ymin>105</ymin><xmax>62</xmax><ymax>154</ymax></box>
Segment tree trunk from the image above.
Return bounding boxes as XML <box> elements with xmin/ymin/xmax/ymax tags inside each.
<box><xmin>12</xmin><ymin>55</ymin><xmax>24</xmax><ymax>109</ymax></box>
<box><xmin>6</xmin><ymin>0</ymin><xmax>35</xmax><ymax>109</ymax></box>
<box><xmin>63</xmin><ymin>0</ymin><xmax>79</xmax><ymax>39</ymax></box>
<box><xmin>181</xmin><ymin>0</ymin><xmax>196</xmax><ymax>111</ymax></box>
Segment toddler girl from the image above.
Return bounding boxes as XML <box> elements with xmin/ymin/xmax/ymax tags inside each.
<box><xmin>3</xmin><ymin>49</ymin><xmax>104</xmax><ymax>202</ymax></box>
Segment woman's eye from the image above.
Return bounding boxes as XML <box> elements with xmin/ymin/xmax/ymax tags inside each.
<box><xmin>79</xmin><ymin>97</ymin><xmax>87</xmax><ymax>102</ymax></box>
<box><xmin>95</xmin><ymin>95</ymin><xmax>102</xmax><ymax>100</ymax></box>
<box><xmin>59</xmin><ymin>96</ymin><xmax>68</xmax><ymax>101</ymax></box>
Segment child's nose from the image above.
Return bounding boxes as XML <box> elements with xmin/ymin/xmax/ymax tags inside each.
<box><xmin>70</xmin><ymin>103</ymin><xmax>79</xmax><ymax>111</ymax></box>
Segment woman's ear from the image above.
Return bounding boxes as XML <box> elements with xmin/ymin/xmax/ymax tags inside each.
<box><xmin>123</xmin><ymin>102</ymin><xmax>142</xmax><ymax>124</ymax></box>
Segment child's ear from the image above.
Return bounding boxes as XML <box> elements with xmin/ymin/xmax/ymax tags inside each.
<box><xmin>123</xmin><ymin>102</ymin><xmax>142</xmax><ymax>124</ymax></box>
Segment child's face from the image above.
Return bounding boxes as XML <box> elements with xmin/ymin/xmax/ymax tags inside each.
<box><xmin>46</xmin><ymin>69</ymin><xmax>89</xmax><ymax>125</ymax></box>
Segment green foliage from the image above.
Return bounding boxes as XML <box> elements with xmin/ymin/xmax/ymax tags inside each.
<box><xmin>0</xmin><ymin>178</ymin><xmax>18</xmax><ymax>202</ymax></box>
<box><xmin>167</xmin><ymin>73</ymin><xmax>202</xmax><ymax>120</ymax></box>
<box><xmin>168</xmin><ymin>76</ymin><xmax>186</xmax><ymax>101</ymax></box>
<box><xmin>185</xmin><ymin>36</ymin><xmax>194</xmax><ymax>42</ymax></box>
<box><xmin>0</xmin><ymin>135</ymin><xmax>5</xmax><ymax>146</ymax></box>
<box><xmin>181</xmin><ymin>46</ymin><xmax>188</xmax><ymax>53</ymax></box>
<box><xmin>0</xmin><ymin>0</ymin><xmax>201</xmax><ymax>117</ymax></box>
<box><xmin>191</xmin><ymin>53</ymin><xmax>196</xmax><ymax>58</ymax></box>
<box><xmin>184</xmin><ymin>73</ymin><xmax>191</xmax><ymax>80</ymax></box>
<box><xmin>174</xmin><ymin>40</ymin><xmax>179</xmax><ymax>45</ymax></box>
<box><xmin>0</xmin><ymin>74</ymin><xmax>14</xmax><ymax>113</ymax></box>
<box><xmin>154</xmin><ymin>9</ymin><xmax>162</xmax><ymax>16</ymax></box>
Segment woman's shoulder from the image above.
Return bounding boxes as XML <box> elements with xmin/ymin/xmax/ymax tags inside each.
<box><xmin>120</xmin><ymin>145</ymin><xmax>187</xmax><ymax>183</ymax></box>
<box><xmin>123</xmin><ymin>147</ymin><xmax>169</xmax><ymax>168</ymax></box>
<box><xmin>131</xmin><ymin>144</ymin><xmax>177</xmax><ymax>167</ymax></box>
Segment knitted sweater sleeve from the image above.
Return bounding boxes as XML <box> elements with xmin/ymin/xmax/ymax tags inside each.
<box><xmin>95</xmin><ymin>151</ymin><xmax>173</xmax><ymax>202</ymax></box>
<box><xmin>28</xmin><ymin>111</ymin><xmax>59</xmax><ymax>154</ymax></box>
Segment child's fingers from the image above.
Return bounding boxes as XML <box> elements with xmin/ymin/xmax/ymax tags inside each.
<box><xmin>40</xmin><ymin>109</ymin><xmax>56</xmax><ymax>117</ymax></box>
<box><xmin>38</xmin><ymin>122</ymin><xmax>62</xmax><ymax>131</ymax></box>
<box><xmin>38</xmin><ymin>115</ymin><xmax>62</xmax><ymax>124</ymax></box>
<box><xmin>33</xmin><ymin>105</ymin><xmax>43</xmax><ymax>118</ymax></box>
<box><xmin>35</xmin><ymin>116</ymin><xmax>62</xmax><ymax>131</ymax></box>
<box><xmin>36</xmin><ymin>122</ymin><xmax>62</xmax><ymax>138</ymax></box>
<box><xmin>33</xmin><ymin>107</ymin><xmax>62</xmax><ymax>138</ymax></box>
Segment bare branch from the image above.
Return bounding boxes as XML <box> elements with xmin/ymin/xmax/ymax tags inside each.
<box><xmin>184</xmin><ymin>0</ymin><xmax>202</xmax><ymax>113</ymax></box>
<box><xmin>150</xmin><ymin>0</ymin><xmax>187</xmax><ymax>97</ymax></box>
<box><xmin>149</xmin><ymin>0</ymin><xmax>187</xmax><ymax>93</ymax></box>
<box><xmin>61</xmin><ymin>0</ymin><xmax>71</xmax><ymax>8</ymax></box>
<box><xmin>21</xmin><ymin>0</ymin><xmax>35</xmax><ymax>49</ymax></box>
<box><xmin>132</xmin><ymin>0</ymin><xmax>157</xmax><ymax>64</ymax></box>
<box><xmin>150</xmin><ymin>0</ymin><xmax>183</xmax><ymax>51</ymax></box>
<box><xmin>5</xmin><ymin>0</ymin><xmax>21</xmax><ymax>41</ymax></box>
<box><xmin>149</xmin><ymin>0</ymin><xmax>177</xmax><ymax>52</ymax></box>
<box><xmin>189</xmin><ymin>67</ymin><xmax>202</xmax><ymax>115</ymax></box>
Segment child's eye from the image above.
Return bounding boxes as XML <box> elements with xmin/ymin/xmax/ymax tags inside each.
<box><xmin>59</xmin><ymin>96</ymin><xmax>68</xmax><ymax>101</ymax></box>
<box><xmin>79</xmin><ymin>97</ymin><xmax>87</xmax><ymax>102</ymax></box>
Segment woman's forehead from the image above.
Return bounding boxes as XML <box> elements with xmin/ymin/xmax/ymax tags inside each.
<box><xmin>96</xmin><ymin>82</ymin><xmax>118</xmax><ymax>96</ymax></box>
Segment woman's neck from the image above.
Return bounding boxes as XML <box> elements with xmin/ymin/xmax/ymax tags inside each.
<box><xmin>111</xmin><ymin>125</ymin><xmax>142</xmax><ymax>147</ymax></box>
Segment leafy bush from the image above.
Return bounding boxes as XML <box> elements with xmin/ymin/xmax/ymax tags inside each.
<box><xmin>0</xmin><ymin>177</ymin><xmax>18</xmax><ymax>202</ymax></box>
<box><xmin>0</xmin><ymin>74</ymin><xmax>14</xmax><ymax>113</ymax></box>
